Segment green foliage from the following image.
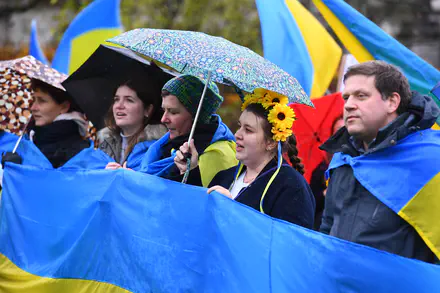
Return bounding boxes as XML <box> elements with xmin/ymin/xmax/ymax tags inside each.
<box><xmin>53</xmin><ymin>0</ymin><xmax>262</xmax><ymax>54</ymax></box>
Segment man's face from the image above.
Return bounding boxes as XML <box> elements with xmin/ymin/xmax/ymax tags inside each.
<box><xmin>342</xmin><ymin>75</ymin><xmax>397</xmax><ymax>144</ymax></box>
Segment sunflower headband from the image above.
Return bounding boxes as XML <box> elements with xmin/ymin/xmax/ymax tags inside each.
<box><xmin>241</xmin><ymin>89</ymin><xmax>296</xmax><ymax>142</ymax></box>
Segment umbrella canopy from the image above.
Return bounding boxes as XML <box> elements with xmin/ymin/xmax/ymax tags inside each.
<box><xmin>290</xmin><ymin>92</ymin><xmax>344</xmax><ymax>182</ymax></box>
<box><xmin>0</xmin><ymin>56</ymin><xmax>97</xmax><ymax>140</ymax></box>
<box><xmin>62</xmin><ymin>44</ymin><xmax>176</xmax><ymax>130</ymax></box>
<box><xmin>0</xmin><ymin>66</ymin><xmax>32</xmax><ymax>134</ymax></box>
<box><xmin>108</xmin><ymin>28</ymin><xmax>312</xmax><ymax>106</ymax></box>
<box><xmin>0</xmin><ymin>56</ymin><xmax>67</xmax><ymax>135</ymax></box>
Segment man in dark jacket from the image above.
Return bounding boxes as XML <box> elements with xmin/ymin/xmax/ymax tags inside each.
<box><xmin>319</xmin><ymin>60</ymin><xmax>439</xmax><ymax>263</ymax></box>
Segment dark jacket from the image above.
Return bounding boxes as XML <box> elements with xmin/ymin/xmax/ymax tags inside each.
<box><xmin>309</xmin><ymin>160</ymin><xmax>328</xmax><ymax>230</ymax></box>
<box><xmin>30</xmin><ymin>120</ymin><xmax>90</xmax><ymax>168</ymax></box>
<box><xmin>209</xmin><ymin>159</ymin><xmax>316</xmax><ymax>228</ymax></box>
<box><xmin>319</xmin><ymin>92</ymin><xmax>439</xmax><ymax>263</ymax></box>
<box><xmin>160</xmin><ymin>120</ymin><xmax>218</xmax><ymax>186</ymax></box>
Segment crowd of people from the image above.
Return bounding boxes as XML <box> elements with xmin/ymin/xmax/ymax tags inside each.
<box><xmin>1</xmin><ymin>57</ymin><xmax>439</xmax><ymax>264</ymax></box>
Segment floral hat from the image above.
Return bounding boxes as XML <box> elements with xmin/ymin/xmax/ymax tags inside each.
<box><xmin>241</xmin><ymin>88</ymin><xmax>296</xmax><ymax>142</ymax></box>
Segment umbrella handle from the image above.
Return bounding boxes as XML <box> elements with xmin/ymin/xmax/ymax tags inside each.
<box><xmin>181</xmin><ymin>71</ymin><xmax>212</xmax><ymax>184</ymax></box>
<box><xmin>12</xmin><ymin>114</ymin><xmax>33</xmax><ymax>154</ymax></box>
<box><xmin>187</xmin><ymin>71</ymin><xmax>212</xmax><ymax>144</ymax></box>
<box><xmin>12</xmin><ymin>134</ymin><xmax>24</xmax><ymax>154</ymax></box>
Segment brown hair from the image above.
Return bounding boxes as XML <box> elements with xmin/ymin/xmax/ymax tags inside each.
<box><xmin>244</xmin><ymin>103</ymin><xmax>305</xmax><ymax>175</ymax></box>
<box><xmin>31</xmin><ymin>79</ymin><xmax>81</xmax><ymax>113</ymax></box>
<box><xmin>343</xmin><ymin>60</ymin><xmax>411</xmax><ymax>114</ymax></box>
<box><xmin>105</xmin><ymin>79</ymin><xmax>163</xmax><ymax>158</ymax></box>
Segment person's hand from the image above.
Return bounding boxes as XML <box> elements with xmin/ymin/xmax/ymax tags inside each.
<box><xmin>105</xmin><ymin>162</ymin><xmax>122</xmax><ymax>170</ymax></box>
<box><xmin>174</xmin><ymin>139</ymin><xmax>199</xmax><ymax>175</ymax></box>
<box><xmin>1</xmin><ymin>152</ymin><xmax>22</xmax><ymax>166</ymax></box>
<box><xmin>207</xmin><ymin>185</ymin><xmax>233</xmax><ymax>199</ymax></box>
<box><xmin>122</xmin><ymin>161</ymin><xmax>133</xmax><ymax>171</ymax></box>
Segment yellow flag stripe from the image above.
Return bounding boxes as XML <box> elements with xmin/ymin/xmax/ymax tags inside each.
<box><xmin>311</xmin><ymin>0</ymin><xmax>374</xmax><ymax>62</ymax></box>
<box><xmin>0</xmin><ymin>253</ymin><xmax>131</xmax><ymax>293</ymax></box>
<box><xmin>69</xmin><ymin>28</ymin><xmax>123</xmax><ymax>74</ymax></box>
<box><xmin>398</xmin><ymin>172</ymin><xmax>440</xmax><ymax>259</ymax></box>
<box><xmin>285</xmin><ymin>0</ymin><xmax>342</xmax><ymax>98</ymax></box>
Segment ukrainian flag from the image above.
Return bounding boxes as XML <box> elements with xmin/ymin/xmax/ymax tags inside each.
<box><xmin>29</xmin><ymin>20</ymin><xmax>49</xmax><ymax>65</ymax></box>
<box><xmin>329</xmin><ymin>129</ymin><xmax>440</xmax><ymax>259</ymax></box>
<box><xmin>255</xmin><ymin>0</ymin><xmax>342</xmax><ymax>98</ymax></box>
<box><xmin>51</xmin><ymin>0</ymin><xmax>122</xmax><ymax>74</ymax></box>
<box><xmin>312</xmin><ymin>0</ymin><xmax>440</xmax><ymax>126</ymax></box>
<box><xmin>1</xmin><ymin>162</ymin><xmax>440</xmax><ymax>292</ymax></box>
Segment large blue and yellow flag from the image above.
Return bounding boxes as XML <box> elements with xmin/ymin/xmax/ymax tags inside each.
<box><xmin>0</xmin><ymin>131</ymin><xmax>111</xmax><ymax>170</ymax></box>
<box><xmin>329</xmin><ymin>129</ymin><xmax>440</xmax><ymax>259</ymax></box>
<box><xmin>255</xmin><ymin>0</ymin><xmax>342</xmax><ymax>98</ymax></box>
<box><xmin>29</xmin><ymin>20</ymin><xmax>49</xmax><ymax>65</ymax></box>
<box><xmin>51</xmin><ymin>0</ymin><xmax>123</xmax><ymax>74</ymax></box>
<box><xmin>1</xmin><ymin>162</ymin><xmax>440</xmax><ymax>292</ymax></box>
<box><xmin>312</xmin><ymin>0</ymin><xmax>440</xmax><ymax>126</ymax></box>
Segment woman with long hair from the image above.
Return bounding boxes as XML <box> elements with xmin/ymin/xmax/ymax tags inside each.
<box><xmin>98</xmin><ymin>78</ymin><xmax>167</xmax><ymax>170</ymax></box>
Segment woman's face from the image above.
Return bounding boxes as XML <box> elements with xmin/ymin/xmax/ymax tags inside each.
<box><xmin>161</xmin><ymin>94</ymin><xmax>193</xmax><ymax>140</ymax></box>
<box><xmin>113</xmin><ymin>85</ymin><xmax>149</xmax><ymax>136</ymax></box>
<box><xmin>31</xmin><ymin>89</ymin><xmax>70</xmax><ymax>126</ymax></box>
<box><xmin>234</xmin><ymin>110</ymin><xmax>275</xmax><ymax>166</ymax></box>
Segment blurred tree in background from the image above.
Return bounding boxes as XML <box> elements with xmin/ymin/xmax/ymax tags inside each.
<box><xmin>50</xmin><ymin>0</ymin><xmax>261</xmax><ymax>130</ymax></box>
<box><xmin>52</xmin><ymin>0</ymin><xmax>262</xmax><ymax>54</ymax></box>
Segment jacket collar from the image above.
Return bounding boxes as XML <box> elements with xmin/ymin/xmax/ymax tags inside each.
<box><xmin>237</xmin><ymin>157</ymin><xmax>281</xmax><ymax>180</ymax></box>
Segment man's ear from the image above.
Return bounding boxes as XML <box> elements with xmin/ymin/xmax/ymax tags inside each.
<box><xmin>387</xmin><ymin>92</ymin><xmax>401</xmax><ymax>114</ymax></box>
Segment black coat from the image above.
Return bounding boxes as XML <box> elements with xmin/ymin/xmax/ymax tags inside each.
<box><xmin>309</xmin><ymin>160</ymin><xmax>327</xmax><ymax>230</ymax></box>
<box><xmin>209</xmin><ymin>159</ymin><xmax>315</xmax><ymax>229</ymax></box>
<box><xmin>319</xmin><ymin>92</ymin><xmax>438</xmax><ymax>263</ymax></box>
<box><xmin>30</xmin><ymin>120</ymin><xmax>90</xmax><ymax>168</ymax></box>
<box><xmin>161</xmin><ymin>120</ymin><xmax>218</xmax><ymax>186</ymax></box>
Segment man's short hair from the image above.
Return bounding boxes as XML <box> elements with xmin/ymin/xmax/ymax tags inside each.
<box><xmin>343</xmin><ymin>60</ymin><xmax>412</xmax><ymax>114</ymax></box>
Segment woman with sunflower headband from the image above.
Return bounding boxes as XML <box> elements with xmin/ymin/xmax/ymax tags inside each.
<box><xmin>181</xmin><ymin>88</ymin><xmax>315</xmax><ymax>227</ymax></box>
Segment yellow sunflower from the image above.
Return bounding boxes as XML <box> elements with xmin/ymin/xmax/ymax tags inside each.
<box><xmin>256</xmin><ymin>90</ymin><xmax>289</xmax><ymax>109</ymax></box>
<box><xmin>267</xmin><ymin>103</ymin><xmax>296</xmax><ymax>130</ymax></box>
<box><xmin>241</xmin><ymin>94</ymin><xmax>259</xmax><ymax>111</ymax></box>
<box><xmin>272</xmin><ymin>127</ymin><xmax>293</xmax><ymax>142</ymax></box>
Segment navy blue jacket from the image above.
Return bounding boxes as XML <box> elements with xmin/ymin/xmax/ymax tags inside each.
<box><xmin>209</xmin><ymin>159</ymin><xmax>315</xmax><ymax>229</ymax></box>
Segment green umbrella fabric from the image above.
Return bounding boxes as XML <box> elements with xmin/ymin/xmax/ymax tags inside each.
<box><xmin>108</xmin><ymin>28</ymin><xmax>312</xmax><ymax>106</ymax></box>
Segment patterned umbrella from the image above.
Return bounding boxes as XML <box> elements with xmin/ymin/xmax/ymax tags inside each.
<box><xmin>0</xmin><ymin>66</ymin><xmax>32</xmax><ymax>134</ymax></box>
<box><xmin>108</xmin><ymin>28</ymin><xmax>312</xmax><ymax>106</ymax></box>
<box><xmin>0</xmin><ymin>56</ymin><xmax>96</xmax><ymax>140</ymax></box>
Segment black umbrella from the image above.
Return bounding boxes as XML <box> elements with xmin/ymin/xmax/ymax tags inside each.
<box><xmin>62</xmin><ymin>44</ymin><xmax>176</xmax><ymax>130</ymax></box>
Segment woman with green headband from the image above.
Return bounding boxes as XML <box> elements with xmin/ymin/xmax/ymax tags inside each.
<box><xmin>179</xmin><ymin>89</ymin><xmax>315</xmax><ymax>227</ymax></box>
<box><xmin>140</xmin><ymin>74</ymin><xmax>238</xmax><ymax>187</ymax></box>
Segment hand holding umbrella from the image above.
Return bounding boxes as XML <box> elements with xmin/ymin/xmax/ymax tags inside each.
<box><xmin>174</xmin><ymin>139</ymin><xmax>199</xmax><ymax>180</ymax></box>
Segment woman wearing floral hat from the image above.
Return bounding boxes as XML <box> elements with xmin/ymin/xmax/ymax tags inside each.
<box><xmin>177</xmin><ymin>89</ymin><xmax>315</xmax><ymax>228</ymax></box>
<box><xmin>140</xmin><ymin>74</ymin><xmax>238</xmax><ymax>187</ymax></box>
